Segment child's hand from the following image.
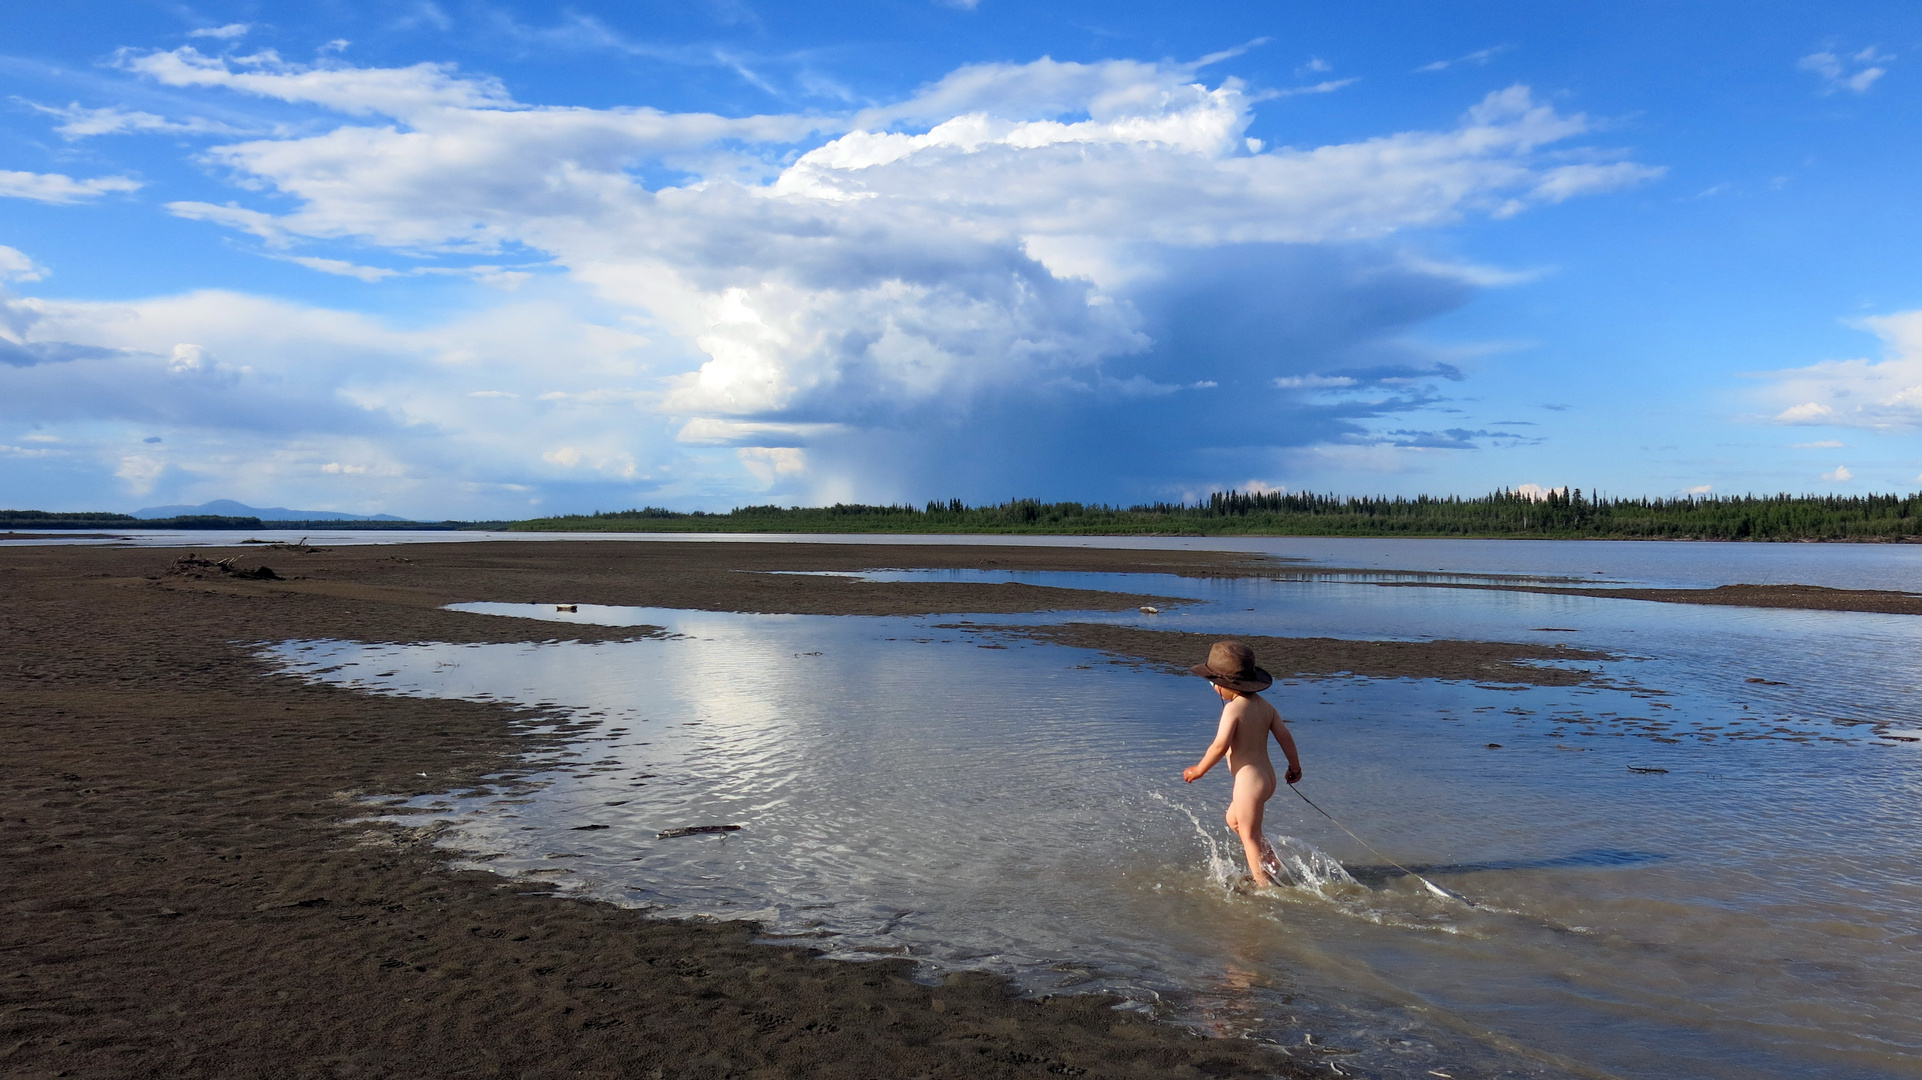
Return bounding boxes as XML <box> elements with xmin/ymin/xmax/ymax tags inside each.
<box><xmin>1285</xmin><ymin>765</ymin><xmax>1302</xmax><ymax>785</ymax></box>
<box><xmin>1182</xmin><ymin>765</ymin><xmax>1202</xmax><ymax>783</ymax></box>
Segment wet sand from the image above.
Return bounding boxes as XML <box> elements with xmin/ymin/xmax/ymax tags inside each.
<box><xmin>1369</xmin><ymin>580</ymin><xmax>1922</xmax><ymax>616</ymax></box>
<box><xmin>951</xmin><ymin>623</ymin><xmax>1608</xmax><ymax>686</ymax></box>
<box><xmin>0</xmin><ymin>538</ymin><xmax>1851</xmax><ymax>1079</ymax></box>
<box><xmin>1</xmin><ymin>541</ymin><xmax>1325</xmax><ymax>1080</ymax></box>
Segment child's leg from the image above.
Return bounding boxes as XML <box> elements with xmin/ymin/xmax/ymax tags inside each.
<box><xmin>1226</xmin><ymin>784</ymin><xmax>1276</xmax><ymax>887</ymax></box>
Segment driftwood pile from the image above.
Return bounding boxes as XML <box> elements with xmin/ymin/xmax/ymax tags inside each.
<box><xmin>165</xmin><ymin>553</ymin><xmax>281</xmax><ymax>581</ymax></box>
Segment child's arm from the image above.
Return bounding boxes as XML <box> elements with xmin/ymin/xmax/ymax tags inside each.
<box><xmin>1182</xmin><ymin>707</ymin><xmax>1238</xmax><ymax>783</ymax></box>
<box><xmin>1273</xmin><ymin>715</ymin><xmax>1302</xmax><ymax>784</ymax></box>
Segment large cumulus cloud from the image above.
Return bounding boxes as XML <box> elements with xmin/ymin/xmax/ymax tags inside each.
<box><xmin>2</xmin><ymin>45</ymin><xmax>1663</xmax><ymax>512</ymax></box>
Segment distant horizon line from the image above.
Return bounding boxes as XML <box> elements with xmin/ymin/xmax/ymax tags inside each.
<box><xmin>7</xmin><ymin>486</ymin><xmax>1918</xmax><ymax>527</ymax></box>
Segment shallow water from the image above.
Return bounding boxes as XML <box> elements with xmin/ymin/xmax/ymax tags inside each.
<box><xmin>258</xmin><ymin>547</ymin><xmax>1922</xmax><ymax>1080</ymax></box>
<box><xmin>16</xmin><ymin>527</ymin><xmax>1922</xmax><ymax>591</ymax></box>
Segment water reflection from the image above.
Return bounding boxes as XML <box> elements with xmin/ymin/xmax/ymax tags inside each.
<box><xmin>262</xmin><ymin>590</ymin><xmax>1922</xmax><ymax>1080</ymax></box>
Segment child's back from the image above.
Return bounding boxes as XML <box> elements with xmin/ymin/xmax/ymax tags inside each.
<box><xmin>1182</xmin><ymin>642</ymin><xmax>1301</xmax><ymax>888</ymax></box>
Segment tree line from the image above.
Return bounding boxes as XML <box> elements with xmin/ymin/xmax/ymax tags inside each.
<box><xmin>511</xmin><ymin>488</ymin><xmax>1922</xmax><ymax>540</ymax></box>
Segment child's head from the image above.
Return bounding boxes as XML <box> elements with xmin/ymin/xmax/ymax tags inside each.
<box><xmin>1189</xmin><ymin>639</ymin><xmax>1274</xmax><ymax>695</ymax></box>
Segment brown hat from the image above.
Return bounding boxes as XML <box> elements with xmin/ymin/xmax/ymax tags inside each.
<box><xmin>1189</xmin><ymin>640</ymin><xmax>1273</xmax><ymax>693</ymax></box>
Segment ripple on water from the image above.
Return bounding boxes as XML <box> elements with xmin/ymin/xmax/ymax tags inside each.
<box><xmin>262</xmin><ymin>585</ymin><xmax>1922</xmax><ymax>1080</ymax></box>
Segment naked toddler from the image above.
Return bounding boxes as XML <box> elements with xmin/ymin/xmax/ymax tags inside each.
<box><xmin>1181</xmin><ymin>640</ymin><xmax>1302</xmax><ymax>888</ymax></box>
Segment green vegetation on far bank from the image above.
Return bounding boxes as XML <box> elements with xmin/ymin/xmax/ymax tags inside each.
<box><xmin>508</xmin><ymin>489</ymin><xmax>1922</xmax><ymax>541</ymax></box>
<box><xmin>12</xmin><ymin>489</ymin><xmax>1920</xmax><ymax>540</ymax></box>
<box><xmin>0</xmin><ymin>510</ymin><xmax>481</xmax><ymax>532</ymax></box>
<box><xmin>0</xmin><ymin>510</ymin><xmax>264</xmax><ymax>530</ymax></box>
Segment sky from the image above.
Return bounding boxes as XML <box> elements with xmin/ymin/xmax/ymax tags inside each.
<box><xmin>2</xmin><ymin>1</ymin><xmax>1920</xmax><ymax>518</ymax></box>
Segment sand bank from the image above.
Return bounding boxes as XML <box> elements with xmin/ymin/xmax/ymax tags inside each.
<box><xmin>20</xmin><ymin>538</ymin><xmax>1862</xmax><ymax>1078</ymax></box>
<box><xmin>3</xmin><ymin>541</ymin><xmax>1324</xmax><ymax>1080</ymax></box>
<box><xmin>952</xmin><ymin>623</ymin><xmax>1607</xmax><ymax>686</ymax></box>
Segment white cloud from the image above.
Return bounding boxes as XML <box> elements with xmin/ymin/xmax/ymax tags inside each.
<box><xmin>1759</xmin><ymin>311</ymin><xmax>1922</xmax><ymax>430</ymax></box>
<box><xmin>26</xmin><ymin>102</ymin><xmax>245</xmax><ymax>138</ymax></box>
<box><xmin>115</xmin><ymin>453</ymin><xmax>165</xmax><ymax>493</ymax></box>
<box><xmin>1414</xmin><ymin>45</ymin><xmax>1514</xmax><ymax>74</ymax></box>
<box><xmin>0</xmin><ymin>285</ymin><xmax>679</xmax><ymax>514</ymax></box>
<box><xmin>1683</xmin><ymin>484</ymin><xmax>1713</xmax><ymax>495</ymax></box>
<box><xmin>737</xmin><ymin>446</ymin><xmax>806</xmax><ymax>485</ymax></box>
<box><xmin>188</xmin><ymin>24</ymin><xmax>251</xmax><ymax>39</ymax></box>
<box><xmin>1775</xmin><ymin>401</ymin><xmax>1836</xmax><ymax>423</ymax></box>
<box><xmin>166</xmin><ymin>201</ymin><xmax>287</xmax><ymax>242</ymax></box>
<box><xmin>1272</xmin><ymin>374</ymin><xmax>1359</xmax><ymax>389</ymax></box>
<box><xmin>0</xmin><ymin>170</ymin><xmax>142</xmax><ymax>203</ymax></box>
<box><xmin>1793</xmin><ymin>439</ymin><xmax>1844</xmax><ymax>448</ymax></box>
<box><xmin>28</xmin><ymin>49</ymin><xmax>1663</xmax><ymax>509</ymax></box>
<box><xmin>0</xmin><ymin>246</ymin><xmax>46</xmax><ymax>282</ymax></box>
<box><xmin>1822</xmin><ymin>465</ymin><xmax>1853</xmax><ymax>483</ymax></box>
<box><xmin>120</xmin><ymin>46</ymin><xmax>518</xmax><ymax>117</ymax></box>
<box><xmin>129</xmin><ymin>54</ymin><xmax>1652</xmax><ymax>446</ymax></box>
<box><xmin>1277</xmin><ymin>78</ymin><xmax>1360</xmax><ymax>97</ymax></box>
<box><xmin>168</xmin><ymin>343</ymin><xmax>209</xmax><ymax>374</ymax></box>
<box><xmin>677</xmin><ymin>418</ymin><xmax>844</xmax><ymax>446</ymax></box>
<box><xmin>1799</xmin><ymin>47</ymin><xmax>1892</xmax><ymax>94</ymax></box>
<box><xmin>280</xmin><ymin>255</ymin><xmax>403</xmax><ymax>282</ymax></box>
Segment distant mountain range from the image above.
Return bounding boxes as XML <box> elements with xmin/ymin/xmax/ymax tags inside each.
<box><xmin>132</xmin><ymin>500</ymin><xmax>409</xmax><ymax>522</ymax></box>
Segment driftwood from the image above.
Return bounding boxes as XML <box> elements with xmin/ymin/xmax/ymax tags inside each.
<box><xmin>164</xmin><ymin>554</ymin><xmax>281</xmax><ymax>581</ymax></box>
<box><xmin>656</xmin><ymin>825</ymin><xmax>742</xmax><ymax>839</ymax></box>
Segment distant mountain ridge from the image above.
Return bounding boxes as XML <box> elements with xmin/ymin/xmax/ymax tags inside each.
<box><xmin>133</xmin><ymin>499</ymin><xmax>408</xmax><ymax>522</ymax></box>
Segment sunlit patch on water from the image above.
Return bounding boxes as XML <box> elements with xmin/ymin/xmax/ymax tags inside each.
<box><xmin>262</xmin><ymin>575</ymin><xmax>1922</xmax><ymax>1080</ymax></box>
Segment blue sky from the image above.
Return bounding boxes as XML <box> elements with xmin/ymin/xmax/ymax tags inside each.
<box><xmin>2</xmin><ymin>1</ymin><xmax>1919</xmax><ymax>517</ymax></box>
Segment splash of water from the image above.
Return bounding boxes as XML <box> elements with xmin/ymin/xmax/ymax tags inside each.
<box><xmin>1150</xmin><ymin>791</ymin><xmax>1359</xmax><ymax>897</ymax></box>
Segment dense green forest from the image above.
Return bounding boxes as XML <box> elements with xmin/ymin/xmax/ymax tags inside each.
<box><xmin>12</xmin><ymin>489</ymin><xmax>1920</xmax><ymax>539</ymax></box>
<box><xmin>0</xmin><ymin>510</ymin><xmax>263</xmax><ymax>530</ymax></box>
<box><xmin>510</xmin><ymin>488</ymin><xmax>1922</xmax><ymax>541</ymax></box>
<box><xmin>0</xmin><ymin>510</ymin><xmax>475</xmax><ymax>531</ymax></box>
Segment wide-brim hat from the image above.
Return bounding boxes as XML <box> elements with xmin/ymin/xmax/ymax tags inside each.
<box><xmin>1189</xmin><ymin>639</ymin><xmax>1273</xmax><ymax>693</ymax></box>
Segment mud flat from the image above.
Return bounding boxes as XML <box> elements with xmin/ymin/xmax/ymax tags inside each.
<box><xmin>954</xmin><ymin>622</ymin><xmax>1609</xmax><ymax>686</ymax></box>
<box><xmin>1369</xmin><ymin>579</ymin><xmax>1922</xmax><ymax>615</ymax></box>
<box><xmin>20</xmin><ymin>538</ymin><xmax>1871</xmax><ymax>1078</ymax></box>
<box><xmin>2</xmin><ymin>541</ymin><xmax>1335</xmax><ymax>1080</ymax></box>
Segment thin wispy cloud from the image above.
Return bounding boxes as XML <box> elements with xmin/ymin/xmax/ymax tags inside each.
<box><xmin>0</xmin><ymin>245</ymin><xmax>46</xmax><ymax>282</ymax></box>
<box><xmin>1799</xmin><ymin>46</ymin><xmax>1892</xmax><ymax>94</ymax></box>
<box><xmin>1277</xmin><ymin>77</ymin><xmax>1359</xmax><ymax>97</ymax></box>
<box><xmin>0</xmin><ymin>169</ymin><xmax>142</xmax><ymax>203</ymax></box>
<box><xmin>1415</xmin><ymin>44</ymin><xmax>1514</xmax><ymax>74</ymax></box>
<box><xmin>20</xmin><ymin>100</ymin><xmax>247</xmax><ymax>138</ymax></box>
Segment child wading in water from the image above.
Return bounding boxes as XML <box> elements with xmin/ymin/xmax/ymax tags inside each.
<box><xmin>1182</xmin><ymin>641</ymin><xmax>1302</xmax><ymax>888</ymax></box>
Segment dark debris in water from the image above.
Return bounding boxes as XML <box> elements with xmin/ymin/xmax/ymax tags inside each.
<box><xmin>657</xmin><ymin>824</ymin><xmax>743</xmax><ymax>839</ymax></box>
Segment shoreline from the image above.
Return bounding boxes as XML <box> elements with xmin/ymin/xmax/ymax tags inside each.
<box><xmin>10</xmin><ymin>526</ymin><xmax>1922</xmax><ymax>544</ymax></box>
<box><xmin>3</xmin><ymin>539</ymin><xmax>1903</xmax><ymax>1078</ymax></box>
<box><xmin>2</xmin><ymin>542</ymin><xmax>1330</xmax><ymax>1080</ymax></box>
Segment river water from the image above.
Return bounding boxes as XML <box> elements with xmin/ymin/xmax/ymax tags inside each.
<box><xmin>254</xmin><ymin>540</ymin><xmax>1922</xmax><ymax>1080</ymax></box>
